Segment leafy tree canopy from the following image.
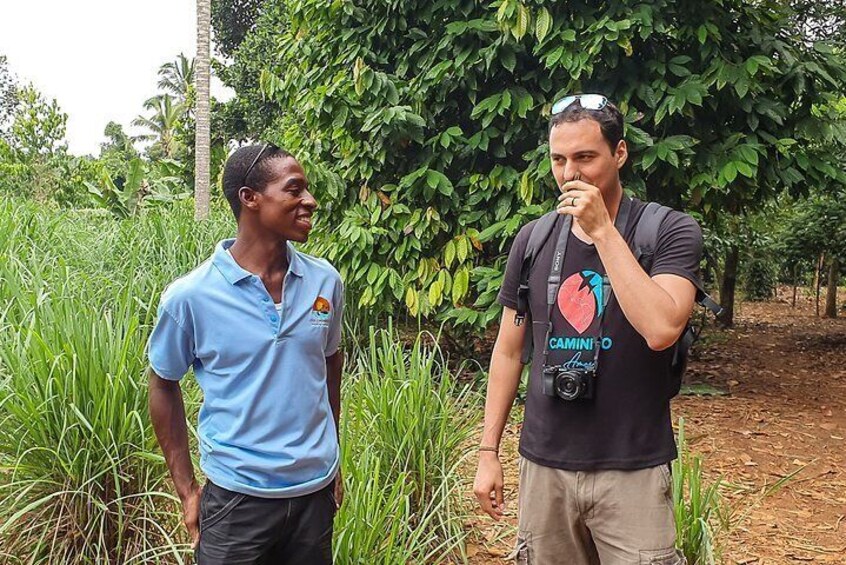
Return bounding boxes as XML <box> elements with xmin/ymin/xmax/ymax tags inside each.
<box><xmin>211</xmin><ymin>0</ymin><xmax>267</xmax><ymax>57</ymax></box>
<box><xmin>217</xmin><ymin>0</ymin><xmax>846</xmax><ymax>328</ymax></box>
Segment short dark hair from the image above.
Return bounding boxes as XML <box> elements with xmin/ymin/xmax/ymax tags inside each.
<box><xmin>222</xmin><ymin>144</ymin><xmax>292</xmax><ymax>219</ymax></box>
<box><xmin>549</xmin><ymin>98</ymin><xmax>624</xmax><ymax>152</ymax></box>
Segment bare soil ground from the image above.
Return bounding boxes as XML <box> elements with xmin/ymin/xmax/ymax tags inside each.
<box><xmin>462</xmin><ymin>289</ymin><xmax>846</xmax><ymax>564</ymax></box>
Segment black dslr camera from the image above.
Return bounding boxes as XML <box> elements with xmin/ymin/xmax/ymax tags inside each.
<box><xmin>542</xmin><ymin>365</ymin><xmax>595</xmax><ymax>401</ymax></box>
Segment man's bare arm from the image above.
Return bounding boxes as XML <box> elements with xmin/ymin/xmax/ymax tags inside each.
<box><xmin>474</xmin><ymin>307</ymin><xmax>526</xmax><ymax>520</ymax></box>
<box><xmin>593</xmin><ymin>226</ymin><xmax>696</xmax><ymax>350</ymax></box>
<box><xmin>148</xmin><ymin>369</ymin><xmax>201</xmax><ymax>545</ymax></box>
<box><xmin>326</xmin><ymin>350</ymin><xmax>343</xmax><ymax>440</ymax></box>
<box><xmin>326</xmin><ymin>350</ymin><xmax>344</xmax><ymax>508</ymax></box>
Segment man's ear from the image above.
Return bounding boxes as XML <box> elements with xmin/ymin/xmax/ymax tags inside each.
<box><xmin>615</xmin><ymin>140</ymin><xmax>628</xmax><ymax>170</ymax></box>
<box><xmin>239</xmin><ymin>186</ymin><xmax>260</xmax><ymax>213</ymax></box>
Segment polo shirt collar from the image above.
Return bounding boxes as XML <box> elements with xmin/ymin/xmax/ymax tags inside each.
<box><xmin>213</xmin><ymin>239</ymin><xmax>304</xmax><ymax>285</ymax></box>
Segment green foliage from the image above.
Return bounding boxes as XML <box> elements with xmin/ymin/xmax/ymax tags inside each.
<box><xmin>0</xmin><ymin>198</ymin><xmax>476</xmax><ymax>562</ymax></box>
<box><xmin>736</xmin><ymin>202</ymin><xmax>789</xmax><ymax>301</ymax></box>
<box><xmin>0</xmin><ymin>54</ymin><xmax>19</xmax><ymax>135</ymax></box>
<box><xmin>133</xmin><ymin>94</ymin><xmax>186</xmax><ymax>160</ymax></box>
<box><xmin>0</xmin><ymin>85</ymin><xmax>98</xmax><ymax>206</ymax></box>
<box><xmin>780</xmin><ymin>190</ymin><xmax>846</xmax><ymax>277</ymax></box>
<box><xmin>210</xmin><ymin>0</ymin><xmax>267</xmax><ymax>58</ymax></box>
<box><xmin>136</xmin><ymin>54</ymin><xmax>231</xmax><ymax>198</ymax></box>
<box><xmin>0</xmin><ymin>199</ymin><xmax>228</xmax><ymax>563</ymax></box>
<box><xmin>673</xmin><ymin>418</ymin><xmax>729</xmax><ymax>565</ymax></box>
<box><xmin>84</xmin><ymin>157</ymin><xmax>193</xmax><ymax>218</ymax></box>
<box><xmin>743</xmin><ymin>254</ymin><xmax>779</xmax><ymax>301</ymax></box>
<box><xmin>336</xmin><ymin>326</ymin><xmax>476</xmax><ymax>563</ymax></box>
<box><xmin>218</xmin><ymin>0</ymin><xmax>846</xmax><ymax>335</ymax></box>
<box><xmin>8</xmin><ymin>85</ymin><xmax>67</xmax><ymax>158</ymax></box>
<box><xmin>132</xmin><ymin>54</ymin><xmax>196</xmax><ymax>165</ymax></box>
<box><xmin>85</xmin><ymin>157</ymin><xmax>145</xmax><ymax>217</ymax></box>
<box><xmin>790</xmin><ymin>0</ymin><xmax>846</xmax><ymax>44</ymax></box>
<box><xmin>157</xmin><ymin>53</ymin><xmax>195</xmax><ymax>102</ymax></box>
<box><xmin>99</xmin><ymin>121</ymin><xmax>141</xmax><ymax>189</ymax></box>
<box><xmin>0</xmin><ymin>53</ymin><xmax>228</xmax><ymax>213</ymax></box>
<box><xmin>101</xmin><ymin>121</ymin><xmax>138</xmax><ymax>158</ymax></box>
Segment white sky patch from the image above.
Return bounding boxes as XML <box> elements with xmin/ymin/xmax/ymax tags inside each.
<box><xmin>0</xmin><ymin>0</ymin><xmax>234</xmax><ymax>156</ymax></box>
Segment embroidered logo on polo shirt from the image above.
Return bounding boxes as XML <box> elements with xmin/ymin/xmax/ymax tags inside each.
<box><xmin>311</xmin><ymin>296</ymin><xmax>331</xmax><ymax>327</ymax></box>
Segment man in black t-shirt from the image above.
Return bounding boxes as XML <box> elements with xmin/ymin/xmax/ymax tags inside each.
<box><xmin>473</xmin><ymin>95</ymin><xmax>701</xmax><ymax>565</ymax></box>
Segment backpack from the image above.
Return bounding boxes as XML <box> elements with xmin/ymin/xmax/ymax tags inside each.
<box><xmin>513</xmin><ymin>201</ymin><xmax>723</xmax><ymax>397</ymax></box>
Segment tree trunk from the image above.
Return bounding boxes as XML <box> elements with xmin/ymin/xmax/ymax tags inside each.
<box><xmin>194</xmin><ymin>0</ymin><xmax>211</xmax><ymax>221</ymax></box>
<box><xmin>718</xmin><ymin>245</ymin><xmax>739</xmax><ymax>327</ymax></box>
<box><xmin>792</xmin><ymin>265</ymin><xmax>798</xmax><ymax>309</ymax></box>
<box><xmin>815</xmin><ymin>252</ymin><xmax>824</xmax><ymax>317</ymax></box>
<box><xmin>825</xmin><ymin>257</ymin><xmax>839</xmax><ymax>318</ymax></box>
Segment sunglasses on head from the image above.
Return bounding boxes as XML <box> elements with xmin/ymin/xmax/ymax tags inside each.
<box><xmin>242</xmin><ymin>142</ymin><xmax>278</xmax><ymax>188</ymax></box>
<box><xmin>551</xmin><ymin>94</ymin><xmax>608</xmax><ymax>115</ymax></box>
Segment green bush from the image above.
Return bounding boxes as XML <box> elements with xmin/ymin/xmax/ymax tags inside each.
<box><xmin>672</xmin><ymin>418</ymin><xmax>729</xmax><ymax>565</ymax></box>
<box><xmin>0</xmin><ymin>197</ymin><xmax>477</xmax><ymax>563</ymax></box>
<box><xmin>0</xmin><ymin>199</ymin><xmax>220</xmax><ymax>562</ymax></box>
<box><xmin>218</xmin><ymin>0</ymin><xmax>846</xmax><ymax>341</ymax></box>
<box><xmin>335</xmin><ymin>326</ymin><xmax>477</xmax><ymax>563</ymax></box>
<box><xmin>743</xmin><ymin>254</ymin><xmax>779</xmax><ymax>301</ymax></box>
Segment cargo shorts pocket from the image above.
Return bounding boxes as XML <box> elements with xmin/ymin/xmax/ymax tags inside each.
<box><xmin>508</xmin><ymin>532</ymin><xmax>532</xmax><ymax>564</ymax></box>
<box><xmin>658</xmin><ymin>464</ymin><xmax>672</xmax><ymax>491</ymax></box>
<box><xmin>639</xmin><ymin>547</ymin><xmax>687</xmax><ymax>565</ymax></box>
<box><xmin>657</xmin><ymin>464</ymin><xmax>674</xmax><ymax>505</ymax></box>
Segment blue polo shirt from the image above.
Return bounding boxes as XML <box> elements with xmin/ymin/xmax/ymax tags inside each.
<box><xmin>147</xmin><ymin>239</ymin><xmax>343</xmax><ymax>498</ymax></box>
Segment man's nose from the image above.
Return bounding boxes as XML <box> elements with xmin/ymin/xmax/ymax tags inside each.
<box><xmin>302</xmin><ymin>190</ymin><xmax>318</xmax><ymax>209</ymax></box>
<box><xmin>563</xmin><ymin>162</ymin><xmax>580</xmax><ymax>183</ymax></box>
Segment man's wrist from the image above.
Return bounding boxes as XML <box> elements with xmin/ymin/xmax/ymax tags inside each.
<box><xmin>478</xmin><ymin>444</ymin><xmax>500</xmax><ymax>457</ymax></box>
<box><xmin>479</xmin><ymin>450</ymin><xmax>500</xmax><ymax>461</ymax></box>
<box><xmin>176</xmin><ymin>477</ymin><xmax>199</xmax><ymax>502</ymax></box>
<box><xmin>591</xmin><ymin>221</ymin><xmax>617</xmax><ymax>246</ymax></box>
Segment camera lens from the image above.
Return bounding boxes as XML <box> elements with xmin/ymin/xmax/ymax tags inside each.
<box><xmin>556</xmin><ymin>373</ymin><xmax>582</xmax><ymax>400</ymax></box>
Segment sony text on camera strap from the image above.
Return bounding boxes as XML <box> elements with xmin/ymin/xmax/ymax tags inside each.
<box><xmin>540</xmin><ymin>194</ymin><xmax>633</xmax><ymax>374</ymax></box>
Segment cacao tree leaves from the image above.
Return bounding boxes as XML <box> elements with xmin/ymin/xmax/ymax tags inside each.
<box><xmin>217</xmin><ymin>0</ymin><xmax>846</xmax><ymax>334</ymax></box>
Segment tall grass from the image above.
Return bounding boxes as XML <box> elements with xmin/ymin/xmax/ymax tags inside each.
<box><xmin>0</xmin><ymin>198</ymin><xmax>476</xmax><ymax>563</ymax></box>
<box><xmin>334</xmin><ymin>326</ymin><xmax>477</xmax><ymax>563</ymax></box>
<box><xmin>672</xmin><ymin>418</ymin><xmax>730</xmax><ymax>565</ymax></box>
<box><xmin>0</xmin><ymin>295</ymin><xmax>182</xmax><ymax>563</ymax></box>
<box><xmin>0</xmin><ymin>200</ymin><xmax>220</xmax><ymax>562</ymax></box>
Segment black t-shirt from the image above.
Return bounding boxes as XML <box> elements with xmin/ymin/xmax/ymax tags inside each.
<box><xmin>497</xmin><ymin>197</ymin><xmax>703</xmax><ymax>470</ymax></box>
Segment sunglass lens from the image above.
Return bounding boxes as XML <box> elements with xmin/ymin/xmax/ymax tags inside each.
<box><xmin>552</xmin><ymin>95</ymin><xmax>577</xmax><ymax>115</ymax></box>
<box><xmin>580</xmin><ymin>94</ymin><xmax>607</xmax><ymax>110</ymax></box>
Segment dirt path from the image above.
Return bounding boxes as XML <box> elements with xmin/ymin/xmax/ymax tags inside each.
<box><xmin>463</xmin><ymin>291</ymin><xmax>846</xmax><ymax>564</ymax></box>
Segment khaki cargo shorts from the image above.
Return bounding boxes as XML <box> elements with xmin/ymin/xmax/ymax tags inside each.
<box><xmin>512</xmin><ymin>457</ymin><xmax>686</xmax><ymax>565</ymax></box>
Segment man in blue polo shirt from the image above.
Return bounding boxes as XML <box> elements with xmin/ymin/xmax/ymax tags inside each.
<box><xmin>147</xmin><ymin>144</ymin><xmax>344</xmax><ymax>565</ymax></box>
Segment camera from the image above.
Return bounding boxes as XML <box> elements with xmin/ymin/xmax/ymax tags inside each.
<box><xmin>542</xmin><ymin>365</ymin><xmax>595</xmax><ymax>401</ymax></box>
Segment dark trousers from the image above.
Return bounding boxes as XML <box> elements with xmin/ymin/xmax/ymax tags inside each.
<box><xmin>195</xmin><ymin>480</ymin><xmax>335</xmax><ymax>565</ymax></box>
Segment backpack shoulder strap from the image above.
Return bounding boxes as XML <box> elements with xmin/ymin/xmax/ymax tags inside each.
<box><xmin>515</xmin><ymin>211</ymin><xmax>559</xmax><ymax>326</ymax></box>
<box><xmin>515</xmin><ymin>211</ymin><xmax>560</xmax><ymax>364</ymax></box>
<box><xmin>634</xmin><ymin>202</ymin><xmax>723</xmax><ymax>316</ymax></box>
<box><xmin>633</xmin><ymin>202</ymin><xmax>672</xmax><ymax>271</ymax></box>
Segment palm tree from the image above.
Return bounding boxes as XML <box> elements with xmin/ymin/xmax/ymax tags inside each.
<box><xmin>157</xmin><ymin>53</ymin><xmax>195</xmax><ymax>104</ymax></box>
<box><xmin>132</xmin><ymin>95</ymin><xmax>184</xmax><ymax>159</ymax></box>
<box><xmin>195</xmin><ymin>0</ymin><xmax>211</xmax><ymax>220</ymax></box>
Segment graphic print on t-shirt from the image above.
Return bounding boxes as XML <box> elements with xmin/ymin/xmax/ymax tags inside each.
<box><xmin>557</xmin><ymin>270</ymin><xmax>604</xmax><ymax>334</ymax></box>
<box><xmin>549</xmin><ymin>269</ymin><xmax>613</xmax><ymax>363</ymax></box>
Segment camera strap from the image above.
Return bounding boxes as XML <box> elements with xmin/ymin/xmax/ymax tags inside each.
<box><xmin>541</xmin><ymin>194</ymin><xmax>632</xmax><ymax>369</ymax></box>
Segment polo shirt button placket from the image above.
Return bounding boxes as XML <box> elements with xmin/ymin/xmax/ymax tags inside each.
<box><xmin>251</xmin><ymin>277</ymin><xmax>278</xmax><ymax>331</ymax></box>
<box><xmin>269</xmin><ymin>304</ymin><xmax>279</xmax><ymax>329</ymax></box>
<box><xmin>274</xmin><ymin>274</ymin><xmax>293</xmax><ymax>344</ymax></box>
